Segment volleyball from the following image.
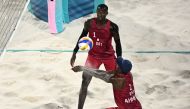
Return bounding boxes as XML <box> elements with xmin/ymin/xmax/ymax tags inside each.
<box><xmin>78</xmin><ymin>36</ymin><xmax>93</xmax><ymax>51</ymax></box>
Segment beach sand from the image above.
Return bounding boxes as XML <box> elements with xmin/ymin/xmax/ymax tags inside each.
<box><xmin>0</xmin><ymin>0</ymin><xmax>190</xmax><ymax>109</ymax></box>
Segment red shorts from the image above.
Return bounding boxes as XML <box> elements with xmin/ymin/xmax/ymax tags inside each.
<box><xmin>85</xmin><ymin>55</ymin><xmax>116</xmax><ymax>71</ymax></box>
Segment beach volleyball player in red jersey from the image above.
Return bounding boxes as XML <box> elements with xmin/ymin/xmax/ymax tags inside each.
<box><xmin>72</xmin><ymin>57</ymin><xmax>142</xmax><ymax>109</ymax></box>
<box><xmin>70</xmin><ymin>4</ymin><xmax>122</xmax><ymax>109</ymax></box>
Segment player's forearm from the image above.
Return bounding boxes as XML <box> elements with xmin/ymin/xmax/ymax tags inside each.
<box><xmin>73</xmin><ymin>29</ymin><xmax>88</xmax><ymax>53</ymax></box>
<box><xmin>116</xmin><ymin>40</ymin><xmax>122</xmax><ymax>57</ymax></box>
<box><xmin>80</xmin><ymin>66</ymin><xmax>114</xmax><ymax>83</ymax></box>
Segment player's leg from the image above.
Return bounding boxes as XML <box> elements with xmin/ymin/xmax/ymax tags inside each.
<box><xmin>103</xmin><ymin>57</ymin><xmax>117</xmax><ymax>71</ymax></box>
<box><xmin>78</xmin><ymin>55</ymin><xmax>102</xmax><ymax>109</ymax></box>
<box><xmin>78</xmin><ymin>73</ymin><xmax>92</xmax><ymax>109</ymax></box>
<box><xmin>104</xmin><ymin>58</ymin><xmax>123</xmax><ymax>109</ymax></box>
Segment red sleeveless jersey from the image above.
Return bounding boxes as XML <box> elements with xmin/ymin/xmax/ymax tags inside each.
<box><xmin>112</xmin><ymin>73</ymin><xmax>142</xmax><ymax>109</ymax></box>
<box><xmin>88</xmin><ymin>18</ymin><xmax>115</xmax><ymax>59</ymax></box>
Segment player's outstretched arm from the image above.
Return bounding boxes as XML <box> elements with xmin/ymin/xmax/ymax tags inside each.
<box><xmin>70</xmin><ymin>20</ymin><xmax>90</xmax><ymax>67</ymax></box>
<box><xmin>111</xmin><ymin>22</ymin><xmax>122</xmax><ymax>57</ymax></box>
<box><xmin>72</xmin><ymin>66</ymin><xmax>114</xmax><ymax>83</ymax></box>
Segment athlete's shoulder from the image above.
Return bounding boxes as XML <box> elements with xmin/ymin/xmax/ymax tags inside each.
<box><xmin>110</xmin><ymin>21</ymin><xmax>119</xmax><ymax>32</ymax></box>
<box><xmin>84</xmin><ymin>18</ymin><xmax>94</xmax><ymax>30</ymax></box>
<box><xmin>84</xmin><ymin>19</ymin><xmax>91</xmax><ymax>30</ymax></box>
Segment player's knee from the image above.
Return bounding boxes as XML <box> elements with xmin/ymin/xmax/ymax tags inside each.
<box><xmin>82</xmin><ymin>72</ymin><xmax>92</xmax><ymax>81</ymax></box>
<box><xmin>82</xmin><ymin>79</ymin><xmax>91</xmax><ymax>86</ymax></box>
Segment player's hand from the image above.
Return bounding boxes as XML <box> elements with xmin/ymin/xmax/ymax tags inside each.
<box><xmin>70</xmin><ymin>53</ymin><xmax>76</xmax><ymax>67</ymax></box>
<box><xmin>72</xmin><ymin>66</ymin><xmax>83</xmax><ymax>72</ymax></box>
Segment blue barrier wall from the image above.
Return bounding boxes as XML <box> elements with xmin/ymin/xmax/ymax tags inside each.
<box><xmin>29</xmin><ymin>0</ymin><xmax>104</xmax><ymax>23</ymax></box>
<box><xmin>29</xmin><ymin>0</ymin><xmax>48</xmax><ymax>22</ymax></box>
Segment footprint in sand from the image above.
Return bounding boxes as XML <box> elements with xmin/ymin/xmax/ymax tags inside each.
<box><xmin>145</xmin><ymin>85</ymin><xmax>169</xmax><ymax>95</ymax></box>
<box><xmin>22</xmin><ymin>96</ymin><xmax>43</xmax><ymax>103</ymax></box>
<box><xmin>179</xmin><ymin>70</ymin><xmax>190</xmax><ymax>79</ymax></box>
<box><xmin>57</xmin><ymin>95</ymin><xmax>75</xmax><ymax>107</ymax></box>
<box><xmin>87</xmin><ymin>91</ymin><xmax>95</xmax><ymax>98</ymax></box>
<box><xmin>171</xmin><ymin>80</ymin><xmax>186</xmax><ymax>86</ymax></box>
<box><xmin>33</xmin><ymin>103</ymin><xmax>68</xmax><ymax>109</ymax></box>
<box><xmin>17</xmin><ymin>66</ymin><xmax>29</xmax><ymax>72</ymax></box>
<box><xmin>145</xmin><ymin>84</ymin><xmax>173</xmax><ymax>100</ymax></box>
<box><xmin>154</xmin><ymin>73</ymin><xmax>169</xmax><ymax>81</ymax></box>
<box><xmin>4</xmin><ymin>91</ymin><xmax>18</xmax><ymax>97</ymax></box>
<box><xmin>40</xmin><ymin>73</ymin><xmax>58</xmax><ymax>81</ymax></box>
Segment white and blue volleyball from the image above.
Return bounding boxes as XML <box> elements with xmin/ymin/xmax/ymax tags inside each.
<box><xmin>78</xmin><ymin>36</ymin><xmax>93</xmax><ymax>51</ymax></box>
